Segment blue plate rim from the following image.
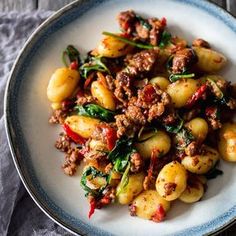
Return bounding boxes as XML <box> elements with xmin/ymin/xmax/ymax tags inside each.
<box><xmin>4</xmin><ymin>0</ymin><xmax>236</xmax><ymax>235</ymax></box>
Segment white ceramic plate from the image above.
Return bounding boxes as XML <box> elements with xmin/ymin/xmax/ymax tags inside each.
<box><xmin>4</xmin><ymin>0</ymin><xmax>236</xmax><ymax>235</ymax></box>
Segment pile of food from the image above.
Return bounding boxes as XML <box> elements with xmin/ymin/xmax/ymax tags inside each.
<box><xmin>47</xmin><ymin>10</ymin><xmax>236</xmax><ymax>221</ymax></box>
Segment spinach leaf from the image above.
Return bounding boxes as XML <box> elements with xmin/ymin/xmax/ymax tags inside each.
<box><xmin>175</xmin><ymin>127</ymin><xmax>195</xmax><ymax>150</ymax></box>
<box><xmin>108</xmin><ymin>137</ymin><xmax>134</xmax><ymax>173</ymax></box>
<box><xmin>75</xmin><ymin>104</ymin><xmax>115</xmax><ymax>122</ymax></box>
<box><xmin>62</xmin><ymin>45</ymin><xmax>81</xmax><ymax>66</ymax></box>
<box><xmin>80</xmin><ymin>56</ymin><xmax>110</xmax><ymax>78</ymax></box>
<box><xmin>205</xmin><ymin>167</ymin><xmax>223</xmax><ymax>180</ymax></box>
<box><xmin>164</xmin><ymin>116</ymin><xmax>184</xmax><ymax>134</ymax></box>
<box><xmin>159</xmin><ymin>31</ymin><xmax>172</xmax><ymax>49</ymax></box>
<box><xmin>80</xmin><ymin>166</ymin><xmax>108</xmax><ymax>197</ymax></box>
<box><xmin>116</xmin><ymin>162</ymin><xmax>130</xmax><ymax>196</ymax></box>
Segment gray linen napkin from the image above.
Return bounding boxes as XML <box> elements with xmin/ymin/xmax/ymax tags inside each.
<box><xmin>0</xmin><ymin>11</ymin><xmax>72</xmax><ymax>236</ymax></box>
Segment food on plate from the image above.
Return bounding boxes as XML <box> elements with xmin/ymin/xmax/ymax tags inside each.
<box><xmin>47</xmin><ymin>10</ymin><xmax>236</xmax><ymax>222</ymax></box>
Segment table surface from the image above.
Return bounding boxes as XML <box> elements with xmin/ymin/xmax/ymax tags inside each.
<box><xmin>1</xmin><ymin>0</ymin><xmax>236</xmax><ymax>235</ymax></box>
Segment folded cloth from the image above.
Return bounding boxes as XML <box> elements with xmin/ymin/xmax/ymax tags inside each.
<box><xmin>0</xmin><ymin>11</ymin><xmax>71</xmax><ymax>236</ymax></box>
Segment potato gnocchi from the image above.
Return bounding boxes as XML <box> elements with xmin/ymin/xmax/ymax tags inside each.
<box><xmin>47</xmin><ymin>10</ymin><xmax>236</xmax><ymax>222</ymax></box>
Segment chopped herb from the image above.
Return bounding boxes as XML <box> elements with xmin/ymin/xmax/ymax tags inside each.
<box><xmin>102</xmin><ymin>31</ymin><xmax>154</xmax><ymax>50</ymax></box>
<box><xmin>80</xmin><ymin>56</ymin><xmax>110</xmax><ymax>78</ymax></box>
<box><xmin>175</xmin><ymin>128</ymin><xmax>195</xmax><ymax>150</ymax></box>
<box><xmin>74</xmin><ymin>104</ymin><xmax>115</xmax><ymax>122</ymax></box>
<box><xmin>159</xmin><ymin>31</ymin><xmax>172</xmax><ymax>49</ymax></box>
<box><xmin>116</xmin><ymin>162</ymin><xmax>130</xmax><ymax>196</ymax></box>
<box><xmin>169</xmin><ymin>73</ymin><xmax>195</xmax><ymax>83</ymax></box>
<box><xmin>62</xmin><ymin>45</ymin><xmax>81</xmax><ymax>67</ymax></box>
<box><xmin>80</xmin><ymin>166</ymin><xmax>108</xmax><ymax>197</ymax></box>
<box><xmin>108</xmin><ymin>137</ymin><xmax>134</xmax><ymax>173</ymax></box>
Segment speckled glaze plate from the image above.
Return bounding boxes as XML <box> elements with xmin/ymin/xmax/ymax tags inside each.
<box><xmin>4</xmin><ymin>0</ymin><xmax>236</xmax><ymax>235</ymax></box>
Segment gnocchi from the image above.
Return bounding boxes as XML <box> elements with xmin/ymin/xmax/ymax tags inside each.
<box><xmin>193</xmin><ymin>46</ymin><xmax>227</xmax><ymax>72</ymax></box>
<box><xmin>166</xmin><ymin>79</ymin><xmax>200</xmax><ymax>108</ymax></box>
<box><xmin>117</xmin><ymin>172</ymin><xmax>145</xmax><ymax>205</ymax></box>
<box><xmin>156</xmin><ymin>161</ymin><xmax>187</xmax><ymax>201</ymax></box>
<box><xmin>185</xmin><ymin>117</ymin><xmax>208</xmax><ymax>143</ymax></box>
<box><xmin>65</xmin><ymin>115</ymin><xmax>100</xmax><ymax>138</ymax></box>
<box><xmin>150</xmin><ymin>76</ymin><xmax>170</xmax><ymax>90</ymax></box>
<box><xmin>181</xmin><ymin>146</ymin><xmax>220</xmax><ymax>174</ymax></box>
<box><xmin>179</xmin><ymin>177</ymin><xmax>204</xmax><ymax>203</ymax></box>
<box><xmin>135</xmin><ymin>131</ymin><xmax>171</xmax><ymax>159</ymax></box>
<box><xmin>218</xmin><ymin>123</ymin><xmax>236</xmax><ymax>162</ymax></box>
<box><xmin>91</xmin><ymin>81</ymin><xmax>116</xmax><ymax>111</ymax></box>
<box><xmin>47</xmin><ymin>67</ymin><xmax>80</xmax><ymax>103</ymax></box>
<box><xmin>94</xmin><ymin>35</ymin><xmax>133</xmax><ymax>58</ymax></box>
<box><xmin>131</xmin><ymin>190</ymin><xmax>170</xmax><ymax>220</ymax></box>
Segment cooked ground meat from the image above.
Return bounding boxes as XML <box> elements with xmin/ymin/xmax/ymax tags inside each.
<box><xmin>84</xmin><ymin>149</ymin><xmax>107</xmax><ymax>162</ymax></box>
<box><xmin>171</xmin><ymin>48</ymin><xmax>197</xmax><ymax>74</ymax></box>
<box><xmin>55</xmin><ymin>132</ymin><xmax>72</xmax><ymax>153</ymax></box>
<box><xmin>62</xmin><ymin>148</ymin><xmax>84</xmax><ymax>176</ymax></box>
<box><xmin>135</xmin><ymin>84</ymin><xmax>171</xmax><ymax>121</ymax></box>
<box><xmin>206</xmin><ymin>79</ymin><xmax>231</xmax><ymax>104</ymax></box>
<box><xmin>76</xmin><ymin>94</ymin><xmax>95</xmax><ymax>106</ymax></box>
<box><xmin>216</xmin><ymin>79</ymin><xmax>229</xmax><ymax>92</ymax></box>
<box><xmin>115</xmin><ymin>84</ymin><xmax>171</xmax><ymax>137</ymax></box>
<box><xmin>125</xmin><ymin>105</ymin><xmax>147</xmax><ymax>125</ymax></box>
<box><xmin>208</xmin><ymin>117</ymin><xmax>222</xmax><ymax>130</ymax></box>
<box><xmin>117</xmin><ymin>10</ymin><xmax>136</xmax><ymax>34</ymax></box>
<box><xmin>114</xmin><ymin>71</ymin><xmax>134</xmax><ymax>105</ymax></box>
<box><xmin>136</xmin><ymin>84</ymin><xmax>170</xmax><ymax>108</ymax></box>
<box><xmin>91</xmin><ymin>125</ymin><xmax>107</xmax><ymax>143</ymax></box>
<box><xmin>192</xmin><ymin>38</ymin><xmax>210</xmax><ymax>48</ymax></box>
<box><xmin>127</xmin><ymin>49</ymin><xmax>159</xmax><ymax>75</ymax></box>
<box><xmin>130</xmin><ymin>152</ymin><xmax>143</xmax><ymax>173</ymax></box>
<box><xmin>148</xmin><ymin>18</ymin><xmax>165</xmax><ymax>46</ymax></box>
<box><xmin>114</xmin><ymin>50</ymin><xmax>159</xmax><ymax>105</ymax></box>
<box><xmin>143</xmin><ymin>175</ymin><xmax>156</xmax><ymax>191</ymax></box>
<box><xmin>161</xmin><ymin>110</ymin><xmax>178</xmax><ymax>125</ymax></box>
<box><xmin>147</xmin><ymin>103</ymin><xmax>165</xmax><ymax>122</ymax></box>
<box><xmin>205</xmin><ymin>106</ymin><xmax>222</xmax><ymax>130</ymax></box>
<box><xmin>117</xmin><ymin>11</ymin><xmax>165</xmax><ymax>46</ymax></box>
<box><xmin>115</xmin><ymin>114</ymin><xmax>140</xmax><ymax>138</ymax></box>
<box><xmin>49</xmin><ymin>109</ymin><xmax>67</xmax><ymax>124</ymax></box>
<box><xmin>62</xmin><ymin>161</ymin><xmax>77</xmax><ymax>176</ymax></box>
<box><xmin>105</xmin><ymin>75</ymin><xmax>115</xmax><ymax>91</ymax></box>
<box><xmin>164</xmin><ymin>182</ymin><xmax>177</xmax><ymax>196</ymax></box>
<box><xmin>185</xmin><ymin>141</ymin><xmax>199</xmax><ymax>156</ymax></box>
